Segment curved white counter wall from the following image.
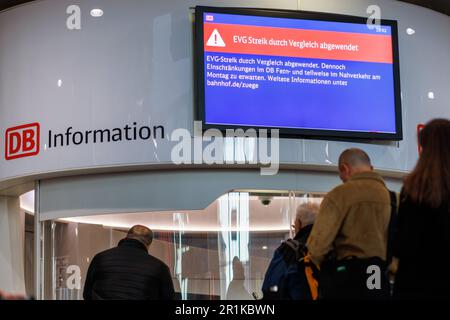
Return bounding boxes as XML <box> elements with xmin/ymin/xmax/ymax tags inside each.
<box><xmin>0</xmin><ymin>0</ymin><xmax>449</xmax><ymax>188</ymax></box>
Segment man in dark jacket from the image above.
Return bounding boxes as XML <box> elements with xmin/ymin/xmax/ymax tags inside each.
<box><xmin>83</xmin><ymin>225</ymin><xmax>175</xmax><ymax>300</ymax></box>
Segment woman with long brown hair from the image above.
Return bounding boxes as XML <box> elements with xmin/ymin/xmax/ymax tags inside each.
<box><xmin>393</xmin><ymin>118</ymin><xmax>450</xmax><ymax>299</ymax></box>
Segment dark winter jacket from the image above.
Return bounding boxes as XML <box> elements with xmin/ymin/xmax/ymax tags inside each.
<box><xmin>83</xmin><ymin>238</ymin><xmax>175</xmax><ymax>300</ymax></box>
<box><xmin>393</xmin><ymin>193</ymin><xmax>450</xmax><ymax>299</ymax></box>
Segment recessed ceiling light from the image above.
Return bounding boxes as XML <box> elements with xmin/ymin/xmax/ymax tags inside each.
<box><xmin>90</xmin><ymin>8</ymin><xmax>104</xmax><ymax>17</ymax></box>
<box><xmin>406</xmin><ymin>27</ymin><xmax>415</xmax><ymax>35</ymax></box>
<box><xmin>262</xmin><ymin>246</ymin><xmax>268</xmax><ymax>250</ymax></box>
<box><xmin>428</xmin><ymin>91</ymin><xmax>435</xmax><ymax>99</ymax></box>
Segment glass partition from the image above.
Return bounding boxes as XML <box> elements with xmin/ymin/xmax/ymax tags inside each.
<box><xmin>41</xmin><ymin>190</ymin><xmax>323</xmax><ymax>300</ymax></box>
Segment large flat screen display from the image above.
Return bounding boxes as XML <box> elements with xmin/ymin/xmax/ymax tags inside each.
<box><xmin>195</xmin><ymin>7</ymin><xmax>403</xmax><ymax>140</ymax></box>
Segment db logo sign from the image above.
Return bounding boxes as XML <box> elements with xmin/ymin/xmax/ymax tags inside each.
<box><xmin>5</xmin><ymin>123</ymin><xmax>40</xmax><ymax>160</ymax></box>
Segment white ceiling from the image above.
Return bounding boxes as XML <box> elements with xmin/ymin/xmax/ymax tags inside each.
<box><xmin>19</xmin><ymin>192</ymin><xmax>321</xmax><ymax>232</ymax></box>
<box><xmin>60</xmin><ymin>195</ymin><xmax>323</xmax><ymax>232</ymax></box>
<box><xmin>20</xmin><ymin>189</ymin><xmax>323</xmax><ymax>232</ymax></box>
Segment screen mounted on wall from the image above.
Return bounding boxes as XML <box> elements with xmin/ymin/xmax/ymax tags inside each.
<box><xmin>195</xmin><ymin>6</ymin><xmax>403</xmax><ymax>140</ymax></box>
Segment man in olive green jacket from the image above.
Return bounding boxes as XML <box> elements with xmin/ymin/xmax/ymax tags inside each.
<box><xmin>307</xmin><ymin>148</ymin><xmax>391</xmax><ymax>299</ymax></box>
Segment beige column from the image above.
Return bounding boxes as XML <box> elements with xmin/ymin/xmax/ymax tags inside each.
<box><xmin>0</xmin><ymin>196</ymin><xmax>26</xmax><ymax>294</ymax></box>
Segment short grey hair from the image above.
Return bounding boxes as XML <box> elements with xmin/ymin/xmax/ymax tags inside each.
<box><xmin>339</xmin><ymin>148</ymin><xmax>371</xmax><ymax>168</ymax></box>
<box><xmin>295</xmin><ymin>202</ymin><xmax>320</xmax><ymax>227</ymax></box>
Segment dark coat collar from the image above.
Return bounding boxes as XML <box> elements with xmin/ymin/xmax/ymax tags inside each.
<box><xmin>118</xmin><ymin>238</ymin><xmax>148</xmax><ymax>252</ymax></box>
<box><xmin>294</xmin><ymin>224</ymin><xmax>314</xmax><ymax>242</ymax></box>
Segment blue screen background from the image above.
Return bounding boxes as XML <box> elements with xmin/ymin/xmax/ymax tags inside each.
<box><xmin>205</xmin><ymin>53</ymin><xmax>396</xmax><ymax>133</ymax></box>
<box><xmin>202</xmin><ymin>13</ymin><xmax>398</xmax><ymax>134</ymax></box>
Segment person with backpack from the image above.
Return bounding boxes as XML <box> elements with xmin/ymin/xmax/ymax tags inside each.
<box><xmin>261</xmin><ymin>202</ymin><xmax>319</xmax><ymax>300</ymax></box>
<box><xmin>307</xmin><ymin>148</ymin><xmax>392</xmax><ymax>300</ymax></box>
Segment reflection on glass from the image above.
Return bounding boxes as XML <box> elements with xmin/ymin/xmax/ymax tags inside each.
<box><xmin>226</xmin><ymin>256</ymin><xmax>252</xmax><ymax>300</ymax></box>
<box><xmin>43</xmin><ymin>190</ymin><xmax>323</xmax><ymax>300</ymax></box>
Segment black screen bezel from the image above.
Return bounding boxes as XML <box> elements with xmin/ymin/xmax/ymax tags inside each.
<box><xmin>195</xmin><ymin>6</ymin><xmax>403</xmax><ymax>141</ymax></box>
